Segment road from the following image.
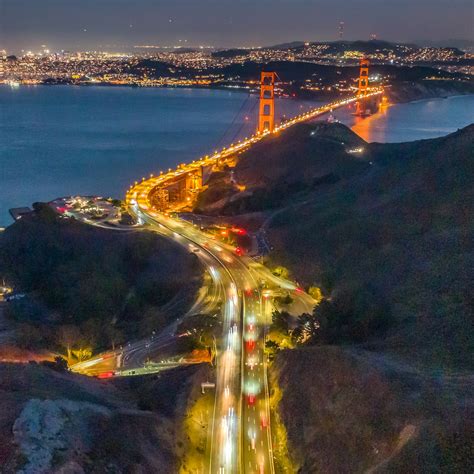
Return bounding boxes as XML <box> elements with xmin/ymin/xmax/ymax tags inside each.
<box><xmin>127</xmin><ymin>187</ymin><xmax>316</xmax><ymax>474</ymax></box>
<box><xmin>70</xmin><ymin>236</ymin><xmax>225</xmax><ymax>378</ymax></box>
<box><xmin>73</xmin><ymin>92</ymin><xmax>373</xmax><ymax>470</ymax></box>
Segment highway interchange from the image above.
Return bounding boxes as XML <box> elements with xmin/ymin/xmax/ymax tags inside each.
<box><xmin>72</xmin><ymin>89</ymin><xmax>382</xmax><ymax>472</ymax></box>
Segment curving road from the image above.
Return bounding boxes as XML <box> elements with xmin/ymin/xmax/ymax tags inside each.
<box><xmin>127</xmin><ymin>187</ymin><xmax>315</xmax><ymax>474</ymax></box>
<box><xmin>72</xmin><ymin>92</ymin><xmax>381</xmax><ymax>470</ymax></box>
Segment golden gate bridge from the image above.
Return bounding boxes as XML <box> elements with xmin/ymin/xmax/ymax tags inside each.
<box><xmin>126</xmin><ymin>57</ymin><xmax>384</xmax><ymax>212</ymax></box>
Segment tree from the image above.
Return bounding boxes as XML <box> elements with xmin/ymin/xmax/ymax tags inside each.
<box><xmin>265</xmin><ymin>339</ymin><xmax>281</xmax><ymax>360</ymax></box>
<box><xmin>275</xmin><ymin>294</ymin><xmax>294</xmax><ymax>306</ymax></box>
<box><xmin>308</xmin><ymin>286</ymin><xmax>324</xmax><ymax>305</ymax></box>
<box><xmin>42</xmin><ymin>356</ymin><xmax>68</xmax><ymax>372</ymax></box>
<box><xmin>56</xmin><ymin>325</ymin><xmax>81</xmax><ymax>361</ymax></box>
<box><xmin>311</xmin><ymin>287</ymin><xmax>392</xmax><ymax>345</ymax></box>
<box><xmin>71</xmin><ymin>347</ymin><xmax>92</xmax><ymax>362</ymax></box>
<box><xmin>292</xmin><ymin>313</ymin><xmax>319</xmax><ymax>344</ymax></box>
<box><xmin>103</xmin><ymin>323</ymin><xmax>125</xmax><ymax>350</ymax></box>
<box><xmin>272</xmin><ymin>266</ymin><xmax>290</xmax><ymax>280</ymax></box>
<box><xmin>271</xmin><ymin>310</ymin><xmax>291</xmax><ymax>334</ymax></box>
<box><xmin>177</xmin><ymin>313</ymin><xmax>219</xmax><ymax>347</ymax></box>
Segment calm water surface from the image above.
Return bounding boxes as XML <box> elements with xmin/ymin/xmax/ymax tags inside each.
<box><xmin>339</xmin><ymin>95</ymin><xmax>474</xmax><ymax>143</ymax></box>
<box><xmin>0</xmin><ymin>86</ymin><xmax>473</xmax><ymax>225</ymax></box>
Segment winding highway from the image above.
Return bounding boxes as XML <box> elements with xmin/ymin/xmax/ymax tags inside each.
<box><xmin>73</xmin><ymin>91</ymin><xmax>381</xmax><ymax>471</ymax></box>
<box><xmin>125</xmin><ymin>182</ymin><xmax>315</xmax><ymax>474</ymax></box>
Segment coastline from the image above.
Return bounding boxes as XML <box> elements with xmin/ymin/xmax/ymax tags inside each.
<box><xmin>1</xmin><ymin>87</ymin><xmax>473</xmax><ymax>227</ymax></box>
<box><xmin>3</xmin><ymin>78</ymin><xmax>473</xmax><ymax>105</ymax></box>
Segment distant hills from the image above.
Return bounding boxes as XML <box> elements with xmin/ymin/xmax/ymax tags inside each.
<box><xmin>414</xmin><ymin>38</ymin><xmax>474</xmax><ymax>50</ymax></box>
<box><xmin>212</xmin><ymin>39</ymin><xmax>468</xmax><ymax>57</ymax></box>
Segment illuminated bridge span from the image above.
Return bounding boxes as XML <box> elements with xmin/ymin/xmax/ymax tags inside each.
<box><xmin>124</xmin><ymin>74</ymin><xmax>383</xmax><ymax>474</ymax></box>
<box><xmin>125</xmin><ymin>86</ymin><xmax>383</xmax><ymax>210</ymax></box>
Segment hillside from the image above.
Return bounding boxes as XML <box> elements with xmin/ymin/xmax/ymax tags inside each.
<box><xmin>266</xmin><ymin>124</ymin><xmax>474</xmax><ymax>369</ymax></box>
<box><xmin>196</xmin><ymin>122</ymin><xmax>473</xmax><ymax>369</ymax></box>
<box><xmin>0</xmin><ymin>361</ymin><xmax>208</xmax><ymax>472</ymax></box>
<box><xmin>272</xmin><ymin>346</ymin><xmax>473</xmax><ymax>473</ymax></box>
<box><xmin>195</xmin><ymin>122</ymin><xmax>474</xmax><ymax>471</ymax></box>
<box><xmin>131</xmin><ymin>58</ymin><xmax>474</xmax><ymax>102</ymax></box>
<box><xmin>0</xmin><ymin>204</ymin><xmax>202</xmax><ymax>358</ymax></box>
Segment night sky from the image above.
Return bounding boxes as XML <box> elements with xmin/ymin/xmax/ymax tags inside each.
<box><xmin>1</xmin><ymin>0</ymin><xmax>472</xmax><ymax>53</ymax></box>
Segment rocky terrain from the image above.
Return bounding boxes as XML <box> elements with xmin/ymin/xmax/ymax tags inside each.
<box><xmin>0</xmin><ymin>362</ymin><xmax>209</xmax><ymax>473</ymax></box>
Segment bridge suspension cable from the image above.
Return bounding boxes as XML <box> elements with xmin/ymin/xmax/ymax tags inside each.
<box><xmin>213</xmin><ymin>92</ymin><xmax>253</xmax><ymax>151</ymax></box>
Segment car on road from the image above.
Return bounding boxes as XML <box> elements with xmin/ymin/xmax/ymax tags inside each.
<box><xmin>246</xmin><ymin>339</ymin><xmax>256</xmax><ymax>352</ymax></box>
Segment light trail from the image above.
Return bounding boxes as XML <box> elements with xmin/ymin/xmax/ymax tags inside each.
<box><xmin>79</xmin><ymin>92</ymin><xmax>376</xmax><ymax>471</ymax></box>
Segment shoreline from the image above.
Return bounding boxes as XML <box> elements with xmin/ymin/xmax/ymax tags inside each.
<box><xmin>1</xmin><ymin>89</ymin><xmax>473</xmax><ymax>227</ymax></box>
<box><xmin>3</xmin><ymin>80</ymin><xmax>473</xmax><ymax>105</ymax></box>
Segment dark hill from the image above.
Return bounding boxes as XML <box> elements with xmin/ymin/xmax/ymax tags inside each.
<box><xmin>0</xmin><ymin>361</ymin><xmax>208</xmax><ymax>472</ymax></box>
<box><xmin>201</xmin><ymin>122</ymin><xmax>474</xmax><ymax>471</ymax></box>
<box><xmin>0</xmin><ymin>205</ymin><xmax>202</xmax><ymax>355</ymax></box>
<box><xmin>235</xmin><ymin>122</ymin><xmax>367</xmax><ymax>188</ymax></box>
<box><xmin>272</xmin><ymin>345</ymin><xmax>474</xmax><ymax>473</ymax></box>
<box><xmin>212</xmin><ymin>61</ymin><xmax>465</xmax><ymax>83</ymax></box>
<box><xmin>198</xmin><ymin>123</ymin><xmax>474</xmax><ymax>369</ymax></box>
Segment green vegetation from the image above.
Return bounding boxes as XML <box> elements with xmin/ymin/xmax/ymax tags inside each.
<box><xmin>274</xmin><ymin>293</ymin><xmax>294</xmax><ymax>307</ymax></box>
<box><xmin>177</xmin><ymin>313</ymin><xmax>221</xmax><ymax>348</ymax></box>
<box><xmin>272</xmin><ymin>265</ymin><xmax>290</xmax><ymax>279</ymax></box>
<box><xmin>0</xmin><ymin>204</ymin><xmax>201</xmax><ymax>360</ymax></box>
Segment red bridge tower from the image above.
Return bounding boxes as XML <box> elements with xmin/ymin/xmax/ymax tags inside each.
<box><xmin>355</xmin><ymin>57</ymin><xmax>370</xmax><ymax>116</ymax></box>
<box><xmin>258</xmin><ymin>71</ymin><xmax>276</xmax><ymax>134</ymax></box>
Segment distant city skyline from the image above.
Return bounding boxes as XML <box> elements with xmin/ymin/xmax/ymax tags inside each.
<box><xmin>1</xmin><ymin>0</ymin><xmax>473</xmax><ymax>53</ymax></box>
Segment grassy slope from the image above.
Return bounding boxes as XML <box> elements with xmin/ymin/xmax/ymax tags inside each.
<box><xmin>197</xmin><ymin>122</ymin><xmax>473</xmax><ymax>470</ymax></box>
<box><xmin>272</xmin><ymin>346</ymin><xmax>473</xmax><ymax>473</ymax></box>
<box><xmin>198</xmin><ymin>122</ymin><xmax>474</xmax><ymax>368</ymax></box>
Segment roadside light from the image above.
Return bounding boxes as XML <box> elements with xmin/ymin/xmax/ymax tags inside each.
<box><xmin>97</xmin><ymin>371</ymin><xmax>114</xmax><ymax>379</ymax></box>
